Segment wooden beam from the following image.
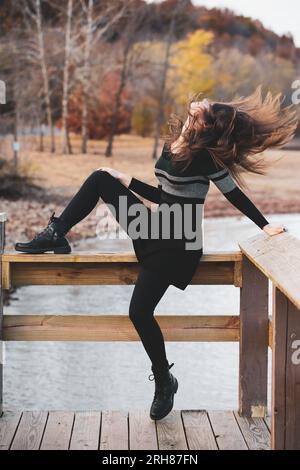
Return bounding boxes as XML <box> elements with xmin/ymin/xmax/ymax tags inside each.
<box><xmin>272</xmin><ymin>285</ymin><xmax>300</xmax><ymax>450</ymax></box>
<box><xmin>239</xmin><ymin>255</ymin><xmax>268</xmax><ymax>418</ymax></box>
<box><xmin>2</xmin><ymin>251</ymin><xmax>242</xmax><ymax>288</ymax></box>
<box><xmin>239</xmin><ymin>232</ymin><xmax>300</xmax><ymax>310</ymax></box>
<box><xmin>0</xmin><ymin>212</ymin><xmax>6</xmax><ymax>415</ymax></box>
<box><xmin>271</xmin><ymin>285</ymin><xmax>288</xmax><ymax>450</ymax></box>
<box><xmin>2</xmin><ymin>250</ymin><xmax>242</xmax><ymax>264</ymax></box>
<box><xmin>3</xmin><ymin>261</ymin><xmax>239</xmax><ymax>288</ymax></box>
<box><xmin>3</xmin><ymin>314</ymin><xmax>240</xmax><ymax>342</ymax></box>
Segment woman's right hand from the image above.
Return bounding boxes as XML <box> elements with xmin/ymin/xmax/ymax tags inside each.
<box><xmin>262</xmin><ymin>224</ymin><xmax>287</xmax><ymax>236</ymax></box>
<box><xmin>97</xmin><ymin>167</ymin><xmax>132</xmax><ymax>188</ymax></box>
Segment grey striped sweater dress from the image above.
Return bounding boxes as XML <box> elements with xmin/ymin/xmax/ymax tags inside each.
<box><xmin>128</xmin><ymin>143</ymin><xmax>269</xmax><ymax>290</ymax></box>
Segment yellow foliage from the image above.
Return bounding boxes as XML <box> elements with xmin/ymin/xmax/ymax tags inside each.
<box><xmin>168</xmin><ymin>29</ymin><xmax>215</xmax><ymax>106</ymax></box>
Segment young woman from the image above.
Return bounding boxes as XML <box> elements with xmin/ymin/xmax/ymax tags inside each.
<box><xmin>15</xmin><ymin>85</ymin><xmax>297</xmax><ymax>421</ymax></box>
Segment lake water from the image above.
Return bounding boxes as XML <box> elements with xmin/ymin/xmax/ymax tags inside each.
<box><xmin>4</xmin><ymin>213</ymin><xmax>300</xmax><ymax>412</ymax></box>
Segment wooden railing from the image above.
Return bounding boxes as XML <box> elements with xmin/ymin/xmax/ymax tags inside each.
<box><xmin>0</xmin><ymin>211</ymin><xmax>299</xmax><ymax>449</ymax></box>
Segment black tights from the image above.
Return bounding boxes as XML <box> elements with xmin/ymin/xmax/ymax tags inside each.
<box><xmin>59</xmin><ymin>170</ymin><xmax>171</xmax><ymax>370</ymax></box>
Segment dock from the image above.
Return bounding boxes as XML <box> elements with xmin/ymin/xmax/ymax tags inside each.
<box><xmin>0</xmin><ymin>409</ymin><xmax>271</xmax><ymax>450</ymax></box>
<box><xmin>1</xmin><ymin>212</ymin><xmax>300</xmax><ymax>450</ymax></box>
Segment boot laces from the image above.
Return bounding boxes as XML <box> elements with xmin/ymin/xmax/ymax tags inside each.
<box><xmin>33</xmin><ymin>211</ymin><xmax>60</xmax><ymax>240</ymax></box>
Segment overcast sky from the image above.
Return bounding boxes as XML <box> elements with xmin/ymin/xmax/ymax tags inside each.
<box><xmin>149</xmin><ymin>1</ymin><xmax>300</xmax><ymax>47</ymax></box>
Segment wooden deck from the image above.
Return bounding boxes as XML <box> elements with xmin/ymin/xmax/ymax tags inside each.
<box><xmin>0</xmin><ymin>409</ymin><xmax>271</xmax><ymax>450</ymax></box>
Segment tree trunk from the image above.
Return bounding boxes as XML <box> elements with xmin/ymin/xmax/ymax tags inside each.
<box><xmin>105</xmin><ymin>42</ymin><xmax>130</xmax><ymax>157</ymax></box>
<box><xmin>81</xmin><ymin>0</ymin><xmax>93</xmax><ymax>155</ymax></box>
<box><xmin>152</xmin><ymin>0</ymin><xmax>185</xmax><ymax>160</ymax></box>
<box><xmin>62</xmin><ymin>0</ymin><xmax>73</xmax><ymax>155</ymax></box>
<box><xmin>35</xmin><ymin>0</ymin><xmax>55</xmax><ymax>153</ymax></box>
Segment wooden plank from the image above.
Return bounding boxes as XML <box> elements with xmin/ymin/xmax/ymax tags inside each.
<box><xmin>233</xmin><ymin>260</ymin><xmax>243</xmax><ymax>287</ymax></box>
<box><xmin>100</xmin><ymin>410</ymin><xmax>128</xmax><ymax>450</ymax></box>
<box><xmin>1</xmin><ymin>262</ymin><xmax>10</xmax><ymax>290</ymax></box>
<box><xmin>40</xmin><ymin>411</ymin><xmax>74</xmax><ymax>450</ymax></box>
<box><xmin>69</xmin><ymin>411</ymin><xmax>101</xmax><ymax>450</ymax></box>
<box><xmin>271</xmin><ymin>286</ymin><xmax>288</xmax><ymax>450</ymax></box>
<box><xmin>0</xmin><ymin>411</ymin><xmax>22</xmax><ymax>450</ymax></box>
<box><xmin>239</xmin><ymin>232</ymin><xmax>300</xmax><ymax>310</ymax></box>
<box><xmin>7</xmin><ymin>263</ymin><xmax>140</xmax><ymax>287</ymax></box>
<box><xmin>5</xmin><ymin>261</ymin><xmax>237</xmax><ymax>288</ymax></box>
<box><xmin>239</xmin><ymin>255</ymin><xmax>268</xmax><ymax>417</ymax></box>
<box><xmin>156</xmin><ymin>410</ymin><xmax>188</xmax><ymax>450</ymax></box>
<box><xmin>208</xmin><ymin>411</ymin><xmax>247</xmax><ymax>450</ymax></box>
<box><xmin>285</xmin><ymin>298</ymin><xmax>300</xmax><ymax>449</ymax></box>
<box><xmin>0</xmin><ymin>213</ymin><xmax>6</xmax><ymax>414</ymax></box>
<box><xmin>233</xmin><ymin>411</ymin><xmax>270</xmax><ymax>450</ymax></box>
<box><xmin>10</xmin><ymin>411</ymin><xmax>48</xmax><ymax>450</ymax></box>
<box><xmin>2</xmin><ymin>250</ymin><xmax>242</xmax><ymax>263</ymax></box>
<box><xmin>3</xmin><ymin>315</ymin><xmax>240</xmax><ymax>342</ymax></box>
<box><xmin>181</xmin><ymin>410</ymin><xmax>217</xmax><ymax>450</ymax></box>
<box><xmin>129</xmin><ymin>410</ymin><xmax>158</xmax><ymax>450</ymax></box>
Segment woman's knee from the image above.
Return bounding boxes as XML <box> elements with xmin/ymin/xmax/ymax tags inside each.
<box><xmin>129</xmin><ymin>300</ymin><xmax>152</xmax><ymax>324</ymax></box>
<box><xmin>90</xmin><ymin>169</ymin><xmax>110</xmax><ymax>180</ymax></box>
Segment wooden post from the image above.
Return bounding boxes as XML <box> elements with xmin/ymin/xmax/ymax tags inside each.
<box><xmin>239</xmin><ymin>254</ymin><xmax>269</xmax><ymax>417</ymax></box>
<box><xmin>0</xmin><ymin>212</ymin><xmax>6</xmax><ymax>415</ymax></box>
<box><xmin>272</xmin><ymin>285</ymin><xmax>300</xmax><ymax>450</ymax></box>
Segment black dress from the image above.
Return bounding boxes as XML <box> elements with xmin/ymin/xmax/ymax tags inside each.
<box><xmin>128</xmin><ymin>144</ymin><xmax>269</xmax><ymax>290</ymax></box>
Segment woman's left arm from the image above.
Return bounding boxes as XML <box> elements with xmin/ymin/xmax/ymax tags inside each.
<box><xmin>206</xmin><ymin>167</ymin><xmax>285</xmax><ymax>234</ymax></box>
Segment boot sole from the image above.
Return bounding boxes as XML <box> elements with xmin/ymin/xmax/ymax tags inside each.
<box><xmin>150</xmin><ymin>377</ymin><xmax>178</xmax><ymax>421</ymax></box>
<box><xmin>15</xmin><ymin>245</ymin><xmax>72</xmax><ymax>254</ymax></box>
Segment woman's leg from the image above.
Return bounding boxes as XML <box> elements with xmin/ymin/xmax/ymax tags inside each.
<box><xmin>129</xmin><ymin>265</ymin><xmax>171</xmax><ymax>370</ymax></box>
<box><xmin>58</xmin><ymin>170</ymin><xmax>151</xmax><ymax>236</ymax></box>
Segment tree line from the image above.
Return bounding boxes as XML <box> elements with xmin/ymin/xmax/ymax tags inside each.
<box><xmin>1</xmin><ymin>0</ymin><xmax>299</xmax><ymax>164</ymax></box>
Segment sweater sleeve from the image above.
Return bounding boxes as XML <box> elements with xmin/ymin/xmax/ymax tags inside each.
<box><xmin>128</xmin><ymin>177</ymin><xmax>162</xmax><ymax>204</ymax></box>
<box><xmin>200</xmin><ymin>150</ymin><xmax>270</xmax><ymax>230</ymax></box>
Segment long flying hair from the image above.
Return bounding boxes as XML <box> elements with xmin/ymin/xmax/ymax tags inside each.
<box><xmin>163</xmin><ymin>85</ymin><xmax>298</xmax><ymax>190</ymax></box>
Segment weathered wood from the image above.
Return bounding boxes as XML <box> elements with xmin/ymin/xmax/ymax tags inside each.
<box><xmin>239</xmin><ymin>232</ymin><xmax>300</xmax><ymax>310</ymax></box>
<box><xmin>208</xmin><ymin>411</ymin><xmax>247</xmax><ymax>450</ymax></box>
<box><xmin>233</xmin><ymin>260</ymin><xmax>243</xmax><ymax>287</ymax></box>
<box><xmin>0</xmin><ymin>213</ymin><xmax>6</xmax><ymax>415</ymax></box>
<box><xmin>2</xmin><ymin>251</ymin><xmax>242</xmax><ymax>289</ymax></box>
<box><xmin>239</xmin><ymin>255</ymin><xmax>268</xmax><ymax>417</ymax></box>
<box><xmin>69</xmin><ymin>411</ymin><xmax>101</xmax><ymax>450</ymax></box>
<box><xmin>283</xmin><ymin>295</ymin><xmax>300</xmax><ymax>449</ymax></box>
<box><xmin>3</xmin><ymin>314</ymin><xmax>240</xmax><ymax>342</ymax></box>
<box><xmin>3</xmin><ymin>262</ymin><xmax>238</xmax><ymax>288</ymax></box>
<box><xmin>233</xmin><ymin>411</ymin><xmax>270</xmax><ymax>450</ymax></box>
<box><xmin>181</xmin><ymin>410</ymin><xmax>217</xmax><ymax>450</ymax></box>
<box><xmin>271</xmin><ymin>286</ymin><xmax>288</xmax><ymax>450</ymax></box>
<box><xmin>2</xmin><ymin>250</ymin><xmax>242</xmax><ymax>264</ymax></box>
<box><xmin>0</xmin><ymin>408</ymin><xmax>270</xmax><ymax>450</ymax></box>
<box><xmin>156</xmin><ymin>410</ymin><xmax>188</xmax><ymax>450</ymax></box>
<box><xmin>129</xmin><ymin>410</ymin><xmax>157</xmax><ymax>450</ymax></box>
<box><xmin>10</xmin><ymin>411</ymin><xmax>48</xmax><ymax>450</ymax></box>
<box><xmin>100</xmin><ymin>410</ymin><xmax>128</xmax><ymax>450</ymax></box>
<box><xmin>40</xmin><ymin>411</ymin><xmax>74</xmax><ymax>450</ymax></box>
<box><xmin>1</xmin><ymin>261</ymin><xmax>10</xmax><ymax>292</ymax></box>
<box><xmin>271</xmin><ymin>286</ymin><xmax>300</xmax><ymax>449</ymax></box>
<box><xmin>0</xmin><ymin>410</ymin><xmax>21</xmax><ymax>450</ymax></box>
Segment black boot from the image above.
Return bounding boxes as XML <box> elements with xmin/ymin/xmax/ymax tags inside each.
<box><xmin>148</xmin><ymin>362</ymin><xmax>178</xmax><ymax>420</ymax></box>
<box><xmin>15</xmin><ymin>211</ymin><xmax>71</xmax><ymax>254</ymax></box>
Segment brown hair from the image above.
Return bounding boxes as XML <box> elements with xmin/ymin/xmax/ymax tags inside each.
<box><xmin>163</xmin><ymin>85</ymin><xmax>298</xmax><ymax>190</ymax></box>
